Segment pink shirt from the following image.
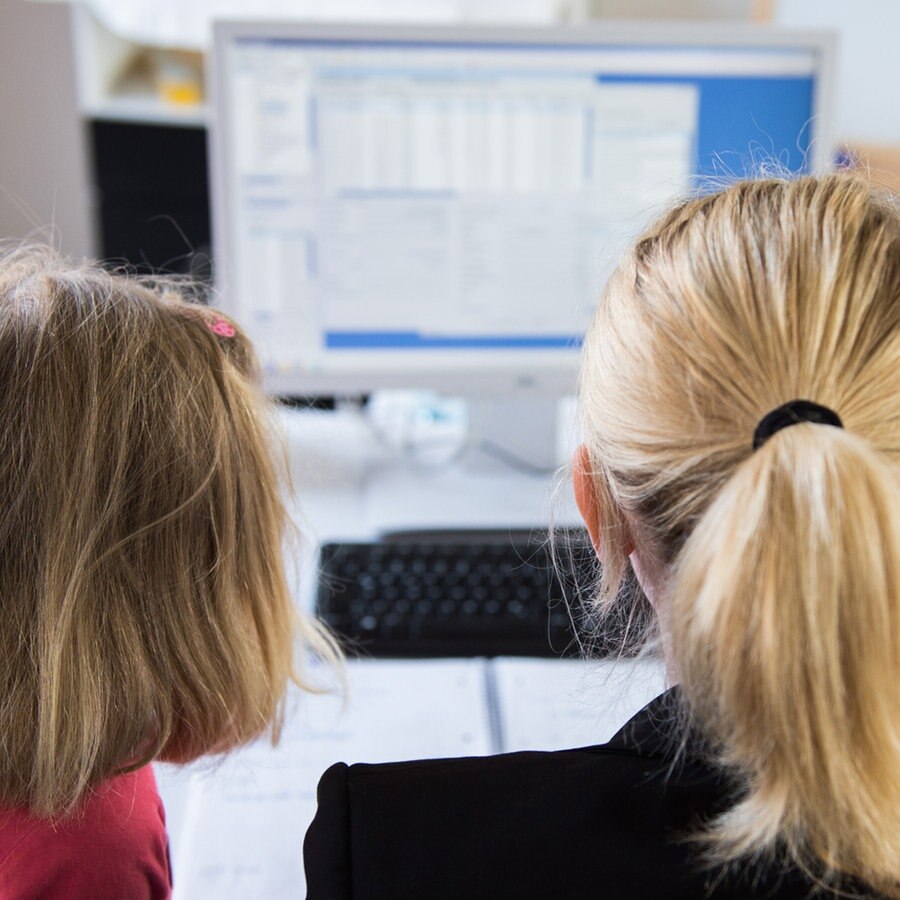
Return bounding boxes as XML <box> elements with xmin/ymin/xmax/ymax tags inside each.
<box><xmin>0</xmin><ymin>765</ymin><xmax>171</xmax><ymax>898</ymax></box>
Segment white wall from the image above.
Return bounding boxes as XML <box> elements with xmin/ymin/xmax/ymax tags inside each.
<box><xmin>775</xmin><ymin>0</ymin><xmax>900</xmax><ymax>144</ymax></box>
<box><xmin>0</xmin><ymin>0</ymin><xmax>93</xmax><ymax>257</ymax></box>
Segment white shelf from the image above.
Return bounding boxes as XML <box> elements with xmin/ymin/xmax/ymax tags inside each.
<box><xmin>84</xmin><ymin>94</ymin><xmax>207</xmax><ymax>128</ymax></box>
<box><xmin>72</xmin><ymin>4</ymin><xmax>207</xmax><ymax>128</ymax></box>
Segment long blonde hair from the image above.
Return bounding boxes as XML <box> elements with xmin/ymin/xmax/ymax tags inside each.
<box><xmin>578</xmin><ymin>175</ymin><xmax>899</xmax><ymax>895</ymax></box>
<box><xmin>0</xmin><ymin>246</ymin><xmax>338</xmax><ymax>817</ymax></box>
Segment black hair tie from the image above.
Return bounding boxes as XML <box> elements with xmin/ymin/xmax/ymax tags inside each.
<box><xmin>753</xmin><ymin>399</ymin><xmax>843</xmax><ymax>451</ymax></box>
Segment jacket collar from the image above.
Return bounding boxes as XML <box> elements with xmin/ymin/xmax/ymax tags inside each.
<box><xmin>604</xmin><ymin>685</ymin><xmax>698</xmax><ymax>761</ymax></box>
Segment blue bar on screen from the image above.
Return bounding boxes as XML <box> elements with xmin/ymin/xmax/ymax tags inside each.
<box><xmin>325</xmin><ymin>331</ymin><xmax>582</xmax><ymax>349</ymax></box>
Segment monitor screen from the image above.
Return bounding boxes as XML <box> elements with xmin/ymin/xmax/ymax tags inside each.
<box><xmin>210</xmin><ymin>22</ymin><xmax>836</xmax><ymax>397</ymax></box>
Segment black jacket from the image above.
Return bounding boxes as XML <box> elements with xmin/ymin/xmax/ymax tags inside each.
<box><xmin>304</xmin><ymin>688</ymin><xmax>875</xmax><ymax>899</ymax></box>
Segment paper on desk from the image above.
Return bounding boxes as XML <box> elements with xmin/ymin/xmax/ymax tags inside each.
<box><xmin>493</xmin><ymin>657</ymin><xmax>666</xmax><ymax>752</ymax></box>
<box><xmin>172</xmin><ymin>659</ymin><xmax>490</xmax><ymax>900</ymax></box>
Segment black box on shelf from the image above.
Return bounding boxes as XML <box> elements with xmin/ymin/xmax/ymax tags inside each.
<box><xmin>90</xmin><ymin>120</ymin><xmax>211</xmax><ymax>279</ymax></box>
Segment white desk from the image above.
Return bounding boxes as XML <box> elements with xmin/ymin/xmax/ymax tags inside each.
<box><xmin>156</xmin><ymin>406</ymin><xmax>666</xmax><ymax>899</ymax></box>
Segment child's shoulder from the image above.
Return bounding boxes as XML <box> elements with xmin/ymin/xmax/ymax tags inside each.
<box><xmin>0</xmin><ymin>766</ymin><xmax>171</xmax><ymax>899</ymax></box>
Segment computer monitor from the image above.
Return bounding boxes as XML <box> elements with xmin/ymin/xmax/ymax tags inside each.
<box><xmin>209</xmin><ymin>22</ymin><xmax>836</xmax><ymax>400</ymax></box>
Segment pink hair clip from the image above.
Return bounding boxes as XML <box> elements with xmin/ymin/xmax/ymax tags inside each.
<box><xmin>208</xmin><ymin>318</ymin><xmax>236</xmax><ymax>338</ymax></box>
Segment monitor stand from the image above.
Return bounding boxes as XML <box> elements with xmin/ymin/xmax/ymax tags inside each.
<box><xmin>465</xmin><ymin>395</ymin><xmax>568</xmax><ymax>473</ymax></box>
<box><xmin>361</xmin><ymin>392</ymin><xmax>580</xmax><ymax>536</ymax></box>
<box><xmin>362</xmin><ymin>389</ymin><xmax>572</xmax><ymax>474</ymax></box>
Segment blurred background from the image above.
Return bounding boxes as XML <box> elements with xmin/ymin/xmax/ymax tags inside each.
<box><xmin>1</xmin><ymin>0</ymin><xmax>898</xmax><ymax>268</ymax></box>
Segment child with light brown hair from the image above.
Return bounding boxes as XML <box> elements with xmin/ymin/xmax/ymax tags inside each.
<box><xmin>305</xmin><ymin>173</ymin><xmax>899</xmax><ymax>899</ymax></box>
<box><xmin>0</xmin><ymin>247</ymin><xmax>336</xmax><ymax>897</ymax></box>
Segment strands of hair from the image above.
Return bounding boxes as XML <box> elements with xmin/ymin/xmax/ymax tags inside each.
<box><xmin>577</xmin><ymin>174</ymin><xmax>900</xmax><ymax>898</ymax></box>
<box><xmin>0</xmin><ymin>245</ymin><xmax>340</xmax><ymax>818</ymax></box>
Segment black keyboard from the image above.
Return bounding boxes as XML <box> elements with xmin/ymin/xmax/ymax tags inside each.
<box><xmin>316</xmin><ymin>529</ymin><xmax>599</xmax><ymax>657</ymax></box>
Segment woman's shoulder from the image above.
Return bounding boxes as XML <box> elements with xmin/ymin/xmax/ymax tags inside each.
<box><xmin>305</xmin><ymin>689</ymin><xmax>863</xmax><ymax>899</ymax></box>
<box><xmin>0</xmin><ymin>765</ymin><xmax>171</xmax><ymax>899</ymax></box>
<box><xmin>304</xmin><ymin>691</ymin><xmax>743</xmax><ymax>900</ymax></box>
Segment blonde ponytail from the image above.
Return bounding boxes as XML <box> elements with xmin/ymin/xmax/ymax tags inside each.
<box><xmin>669</xmin><ymin>426</ymin><xmax>900</xmax><ymax>893</ymax></box>
<box><xmin>578</xmin><ymin>174</ymin><xmax>900</xmax><ymax>895</ymax></box>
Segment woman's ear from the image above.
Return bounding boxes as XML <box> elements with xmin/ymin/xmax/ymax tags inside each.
<box><xmin>573</xmin><ymin>444</ymin><xmax>635</xmax><ymax>559</ymax></box>
<box><xmin>573</xmin><ymin>445</ymin><xmax>603</xmax><ymax>556</ymax></box>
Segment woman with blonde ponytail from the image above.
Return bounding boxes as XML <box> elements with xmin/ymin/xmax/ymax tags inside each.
<box><xmin>577</xmin><ymin>174</ymin><xmax>899</xmax><ymax>897</ymax></box>
<box><xmin>305</xmin><ymin>173</ymin><xmax>898</xmax><ymax>899</ymax></box>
